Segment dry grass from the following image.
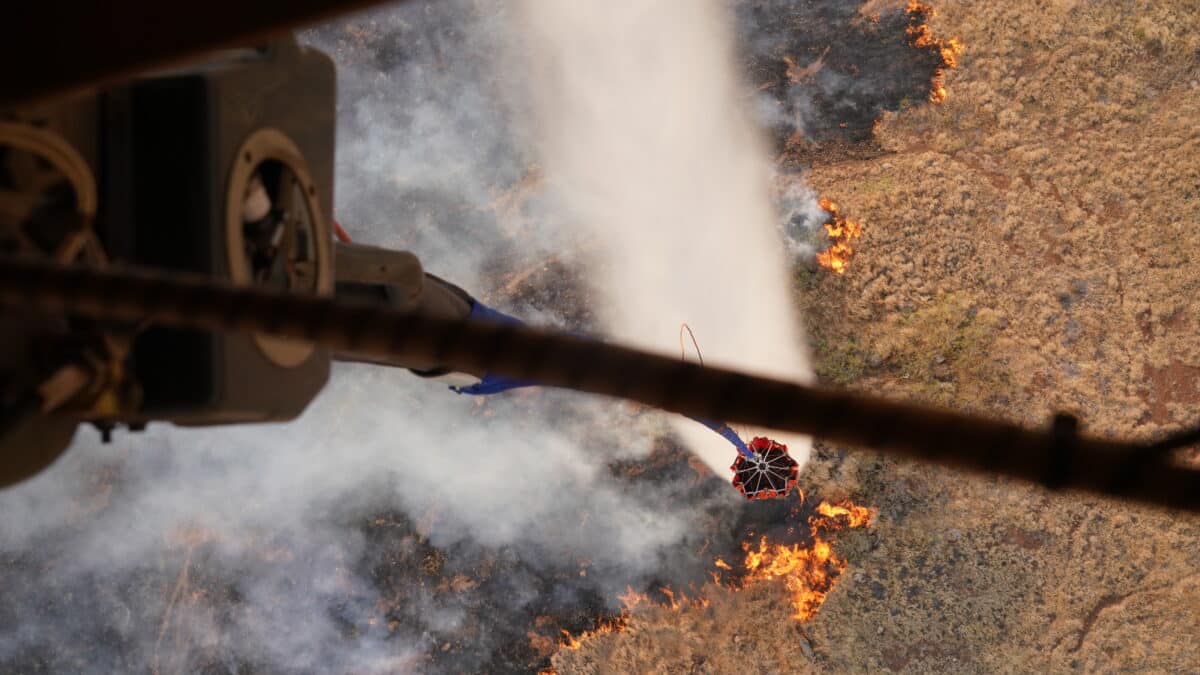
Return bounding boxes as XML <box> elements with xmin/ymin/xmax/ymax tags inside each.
<box><xmin>551</xmin><ymin>584</ymin><xmax>819</xmax><ymax>675</ymax></box>
<box><xmin>807</xmin><ymin>0</ymin><xmax>1200</xmax><ymax>431</ymax></box>
<box><xmin>558</xmin><ymin>1</ymin><xmax>1200</xmax><ymax>672</ymax></box>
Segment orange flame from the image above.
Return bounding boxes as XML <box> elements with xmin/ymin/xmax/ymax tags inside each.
<box><xmin>906</xmin><ymin>1</ymin><xmax>964</xmax><ymax>103</ymax></box>
<box><xmin>556</xmin><ymin>586</ymin><xmax>708</xmax><ymax>651</ymax></box>
<box><xmin>737</xmin><ymin>500</ymin><xmax>873</xmax><ymax>620</ymax></box>
<box><xmin>554</xmin><ymin>499</ymin><xmax>873</xmax><ymax>660</ymax></box>
<box><xmin>557</xmin><ymin>614</ymin><xmax>628</xmax><ymax>651</ymax></box>
<box><xmin>815</xmin><ymin>198</ymin><xmax>863</xmax><ymax>275</ymax></box>
<box><xmin>815</xmin><ymin>500</ymin><xmax>873</xmax><ymax>528</ymax></box>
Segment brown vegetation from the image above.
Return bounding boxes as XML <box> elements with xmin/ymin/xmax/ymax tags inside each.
<box><xmin>556</xmin><ymin>1</ymin><xmax>1200</xmax><ymax>672</ymax></box>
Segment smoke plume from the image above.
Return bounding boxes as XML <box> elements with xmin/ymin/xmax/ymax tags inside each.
<box><xmin>515</xmin><ymin>0</ymin><xmax>815</xmax><ymax>474</ymax></box>
<box><xmin>0</xmin><ymin>1</ymin><xmax>953</xmax><ymax>671</ymax></box>
<box><xmin>0</xmin><ymin>4</ymin><xmax>746</xmax><ymax>673</ymax></box>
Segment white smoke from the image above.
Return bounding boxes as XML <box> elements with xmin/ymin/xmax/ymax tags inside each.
<box><xmin>515</xmin><ymin>0</ymin><xmax>816</xmax><ymax>473</ymax></box>
<box><xmin>0</xmin><ymin>362</ymin><xmax>709</xmax><ymax>671</ymax></box>
<box><xmin>779</xmin><ymin>176</ymin><xmax>831</xmax><ymax>260</ymax></box>
<box><xmin>0</xmin><ymin>3</ymin><xmax>744</xmax><ymax>672</ymax></box>
<box><xmin>0</xmin><ymin>1</ymin><xmax>834</xmax><ymax>671</ymax></box>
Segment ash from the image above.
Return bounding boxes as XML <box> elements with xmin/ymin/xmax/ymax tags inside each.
<box><xmin>737</xmin><ymin>0</ymin><xmax>948</xmax><ymax>147</ymax></box>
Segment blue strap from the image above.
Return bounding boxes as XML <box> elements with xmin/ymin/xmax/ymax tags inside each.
<box><xmin>464</xmin><ymin>299</ymin><xmax>526</xmax><ymax>327</ymax></box>
<box><xmin>690</xmin><ymin>416</ymin><xmax>754</xmax><ymax>458</ymax></box>
<box><xmin>449</xmin><ymin>300</ymin><xmax>538</xmax><ymax>395</ymax></box>
<box><xmin>451</xmin><ymin>372</ymin><xmax>538</xmax><ymax>396</ymax></box>
<box><xmin>450</xmin><ymin>301</ymin><xmax>754</xmax><ymax>459</ymax></box>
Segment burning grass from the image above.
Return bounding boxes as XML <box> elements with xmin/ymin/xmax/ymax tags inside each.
<box><xmin>741</xmin><ymin>0</ymin><xmax>965</xmax><ymax>149</ymax></box>
<box><xmin>906</xmin><ymin>0</ymin><xmax>964</xmax><ymax>103</ymax></box>
<box><xmin>552</xmin><ymin>498</ymin><xmax>873</xmax><ymax>662</ymax></box>
<box><xmin>555</xmin><ymin>0</ymin><xmax>1200</xmax><ymax>670</ymax></box>
<box><xmin>784</xmin><ymin>0</ymin><xmax>1200</xmax><ymax>669</ymax></box>
<box><xmin>759</xmin><ymin>0</ymin><xmax>962</xmax><ymax>277</ymax></box>
<box><xmin>0</xmin><ymin>3</ymin><xmax>985</xmax><ymax>674</ymax></box>
<box><xmin>733</xmin><ymin>500</ymin><xmax>873</xmax><ymax>620</ymax></box>
<box><xmin>815</xmin><ymin>197</ymin><xmax>864</xmax><ymax>275</ymax></box>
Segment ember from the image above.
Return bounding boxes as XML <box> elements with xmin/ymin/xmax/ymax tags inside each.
<box><xmin>815</xmin><ymin>197</ymin><xmax>864</xmax><ymax>274</ymax></box>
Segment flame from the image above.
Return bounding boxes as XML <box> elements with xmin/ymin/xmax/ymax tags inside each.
<box><xmin>815</xmin><ymin>500</ymin><xmax>873</xmax><ymax>528</ymax></box>
<box><xmin>905</xmin><ymin>1</ymin><xmax>964</xmax><ymax>103</ymax></box>
<box><xmin>553</xmin><ymin>499</ymin><xmax>873</xmax><ymax>662</ymax></box>
<box><xmin>556</xmin><ymin>586</ymin><xmax>708</xmax><ymax>651</ymax></box>
<box><xmin>815</xmin><ymin>198</ymin><xmax>863</xmax><ymax>275</ymax></box>
<box><xmin>737</xmin><ymin>500</ymin><xmax>873</xmax><ymax>620</ymax></box>
<box><xmin>557</xmin><ymin>615</ymin><xmax>626</xmax><ymax>651</ymax></box>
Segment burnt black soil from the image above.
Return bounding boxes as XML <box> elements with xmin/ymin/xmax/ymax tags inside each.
<box><xmin>736</xmin><ymin>0</ymin><xmax>948</xmax><ymax>146</ymax></box>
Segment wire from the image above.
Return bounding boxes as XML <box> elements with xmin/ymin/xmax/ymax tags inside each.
<box><xmin>676</xmin><ymin>321</ymin><xmax>748</xmax><ymax>439</ymax></box>
<box><xmin>679</xmin><ymin>323</ymin><xmax>704</xmax><ymax>366</ymax></box>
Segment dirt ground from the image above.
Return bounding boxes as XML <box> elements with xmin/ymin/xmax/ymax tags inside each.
<box><xmin>553</xmin><ymin>1</ymin><xmax>1200</xmax><ymax>672</ymax></box>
